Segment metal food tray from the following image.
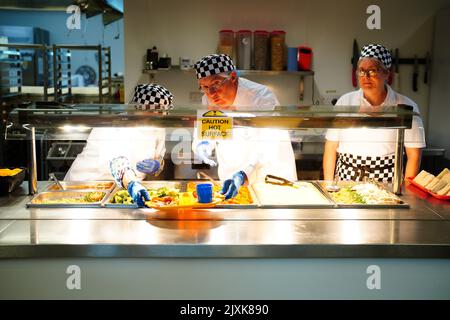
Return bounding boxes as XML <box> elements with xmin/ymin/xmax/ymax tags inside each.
<box><xmin>27</xmin><ymin>190</ymin><xmax>108</xmax><ymax>208</ymax></box>
<box><xmin>184</xmin><ymin>180</ymin><xmax>260</xmax><ymax>209</ymax></box>
<box><xmin>251</xmin><ymin>181</ymin><xmax>335</xmax><ymax>208</ymax></box>
<box><xmin>104</xmin><ymin>181</ymin><xmax>183</xmax><ymax>208</ymax></box>
<box><xmin>316</xmin><ymin>181</ymin><xmax>409</xmax><ymax>209</ymax></box>
<box><xmin>45</xmin><ymin>180</ymin><xmax>115</xmax><ymax>192</ymax></box>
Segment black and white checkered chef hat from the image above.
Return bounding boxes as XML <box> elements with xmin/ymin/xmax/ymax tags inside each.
<box><xmin>359</xmin><ymin>44</ymin><xmax>392</xmax><ymax>69</ymax></box>
<box><xmin>193</xmin><ymin>54</ymin><xmax>236</xmax><ymax>79</ymax></box>
<box><xmin>131</xmin><ymin>83</ymin><xmax>173</xmax><ymax>110</ymax></box>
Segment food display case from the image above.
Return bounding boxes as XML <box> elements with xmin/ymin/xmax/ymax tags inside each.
<box><xmin>2</xmin><ymin>103</ymin><xmax>450</xmax><ymax>299</ymax></box>
<box><xmin>7</xmin><ymin>103</ymin><xmax>415</xmax><ymax>198</ymax></box>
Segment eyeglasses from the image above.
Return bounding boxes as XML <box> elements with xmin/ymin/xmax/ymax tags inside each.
<box><xmin>357</xmin><ymin>68</ymin><xmax>382</xmax><ymax>78</ymax></box>
<box><xmin>199</xmin><ymin>77</ymin><xmax>229</xmax><ymax>93</ymax></box>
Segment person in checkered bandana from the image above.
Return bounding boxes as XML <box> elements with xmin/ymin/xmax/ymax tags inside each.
<box><xmin>323</xmin><ymin>44</ymin><xmax>426</xmax><ymax>183</ymax></box>
<box><xmin>65</xmin><ymin>83</ymin><xmax>173</xmax><ymax>207</ymax></box>
<box><xmin>131</xmin><ymin>83</ymin><xmax>173</xmax><ymax>110</ymax></box>
<box><xmin>192</xmin><ymin>53</ymin><xmax>297</xmax><ymax>200</ymax></box>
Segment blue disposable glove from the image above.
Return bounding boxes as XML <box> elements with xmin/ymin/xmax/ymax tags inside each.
<box><xmin>136</xmin><ymin>158</ymin><xmax>162</xmax><ymax>176</ymax></box>
<box><xmin>196</xmin><ymin>141</ymin><xmax>217</xmax><ymax>167</ymax></box>
<box><xmin>127</xmin><ymin>180</ymin><xmax>150</xmax><ymax>207</ymax></box>
<box><xmin>221</xmin><ymin>171</ymin><xmax>246</xmax><ymax>200</ymax></box>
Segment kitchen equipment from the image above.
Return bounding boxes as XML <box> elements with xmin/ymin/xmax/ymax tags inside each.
<box><xmin>287</xmin><ymin>47</ymin><xmax>298</xmax><ymax>71</ymax></box>
<box><xmin>237</xmin><ymin>30</ymin><xmax>252</xmax><ymax>70</ymax></box>
<box><xmin>218</xmin><ymin>29</ymin><xmax>234</xmax><ymax>58</ymax></box>
<box><xmin>270</xmin><ymin>31</ymin><xmax>285</xmax><ymax>71</ymax></box>
<box><xmin>317</xmin><ymin>181</ymin><xmax>409</xmax><ymax>208</ymax></box>
<box><xmin>325</xmin><ymin>171</ymin><xmax>341</xmax><ymax>192</ymax></box>
<box><xmin>265</xmin><ymin>174</ymin><xmax>301</xmax><ymax>188</ymax></box>
<box><xmin>146</xmin><ymin>46</ymin><xmax>159</xmax><ymax>70</ymax></box>
<box><xmin>253</xmin><ymin>180</ymin><xmax>333</xmax><ymax>207</ymax></box>
<box><xmin>105</xmin><ymin>181</ymin><xmax>182</xmax><ymax>208</ymax></box>
<box><xmin>45</xmin><ymin>181</ymin><xmax>114</xmax><ymax>192</ymax></box>
<box><xmin>387</xmin><ymin>48</ymin><xmax>394</xmax><ymax>86</ymax></box>
<box><xmin>393</xmin><ymin>48</ymin><xmax>400</xmax><ymax>91</ymax></box>
<box><xmin>49</xmin><ymin>173</ymin><xmax>65</xmax><ymax>190</ymax></box>
<box><xmin>253</xmin><ymin>30</ymin><xmax>269</xmax><ymax>70</ymax></box>
<box><xmin>298</xmin><ymin>46</ymin><xmax>312</xmax><ymax>71</ymax></box>
<box><xmin>197</xmin><ymin>171</ymin><xmax>222</xmax><ymax>188</ymax></box>
<box><xmin>424</xmin><ymin>52</ymin><xmax>430</xmax><ymax>84</ymax></box>
<box><xmin>179</xmin><ymin>57</ymin><xmax>191</xmax><ymax>70</ymax></box>
<box><xmin>158</xmin><ymin>53</ymin><xmax>171</xmax><ymax>70</ymax></box>
<box><xmin>351</xmin><ymin>39</ymin><xmax>359</xmax><ymax>87</ymax></box>
<box><xmin>27</xmin><ymin>191</ymin><xmax>108</xmax><ymax>208</ymax></box>
<box><xmin>413</xmin><ymin>55</ymin><xmax>419</xmax><ymax>92</ymax></box>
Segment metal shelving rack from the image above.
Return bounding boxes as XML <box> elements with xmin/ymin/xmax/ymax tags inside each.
<box><xmin>0</xmin><ymin>47</ymin><xmax>22</xmax><ymax>99</ymax></box>
<box><xmin>0</xmin><ymin>43</ymin><xmax>55</xmax><ymax>102</ymax></box>
<box><xmin>53</xmin><ymin>45</ymin><xmax>112</xmax><ymax>103</ymax></box>
<box><xmin>52</xmin><ymin>45</ymin><xmax>72</xmax><ymax>102</ymax></box>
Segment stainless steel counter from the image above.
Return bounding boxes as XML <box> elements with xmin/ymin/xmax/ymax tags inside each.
<box><xmin>0</xmin><ymin>182</ymin><xmax>449</xmax><ymax>259</ymax></box>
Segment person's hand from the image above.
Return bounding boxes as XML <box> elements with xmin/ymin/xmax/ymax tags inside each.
<box><xmin>127</xmin><ymin>180</ymin><xmax>150</xmax><ymax>207</ymax></box>
<box><xmin>136</xmin><ymin>158</ymin><xmax>162</xmax><ymax>176</ymax></box>
<box><xmin>196</xmin><ymin>141</ymin><xmax>217</xmax><ymax>167</ymax></box>
<box><xmin>221</xmin><ymin>171</ymin><xmax>246</xmax><ymax>200</ymax></box>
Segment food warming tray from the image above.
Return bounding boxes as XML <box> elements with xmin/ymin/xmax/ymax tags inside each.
<box><xmin>45</xmin><ymin>180</ymin><xmax>115</xmax><ymax>192</ymax></box>
<box><xmin>316</xmin><ymin>181</ymin><xmax>409</xmax><ymax>208</ymax></box>
<box><xmin>104</xmin><ymin>181</ymin><xmax>183</xmax><ymax>208</ymax></box>
<box><xmin>250</xmin><ymin>181</ymin><xmax>335</xmax><ymax>208</ymax></box>
<box><xmin>27</xmin><ymin>190</ymin><xmax>108</xmax><ymax>208</ymax></box>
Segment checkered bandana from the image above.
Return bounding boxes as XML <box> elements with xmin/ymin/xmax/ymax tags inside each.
<box><xmin>193</xmin><ymin>54</ymin><xmax>236</xmax><ymax>79</ymax></box>
<box><xmin>360</xmin><ymin>44</ymin><xmax>392</xmax><ymax>69</ymax></box>
<box><xmin>336</xmin><ymin>153</ymin><xmax>395</xmax><ymax>182</ymax></box>
<box><xmin>131</xmin><ymin>84</ymin><xmax>173</xmax><ymax>110</ymax></box>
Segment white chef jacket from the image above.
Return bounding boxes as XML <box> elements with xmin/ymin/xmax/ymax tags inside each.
<box><xmin>194</xmin><ymin>77</ymin><xmax>298</xmax><ymax>183</ymax></box>
<box><xmin>64</xmin><ymin>127</ymin><xmax>166</xmax><ymax>181</ymax></box>
<box><xmin>325</xmin><ymin>85</ymin><xmax>426</xmax><ymax>157</ymax></box>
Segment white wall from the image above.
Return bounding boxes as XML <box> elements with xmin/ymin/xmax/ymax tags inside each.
<box><xmin>428</xmin><ymin>7</ymin><xmax>450</xmax><ymax>158</ymax></box>
<box><xmin>124</xmin><ymin>0</ymin><xmax>450</xmax><ymax>128</ymax></box>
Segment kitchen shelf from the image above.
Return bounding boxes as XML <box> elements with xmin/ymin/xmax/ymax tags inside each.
<box><xmin>143</xmin><ymin>66</ymin><xmax>314</xmax><ymax>101</ymax></box>
<box><xmin>143</xmin><ymin>65</ymin><xmax>313</xmax><ymax>76</ymax></box>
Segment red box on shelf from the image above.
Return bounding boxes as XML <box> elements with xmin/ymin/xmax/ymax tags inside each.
<box><xmin>298</xmin><ymin>46</ymin><xmax>313</xmax><ymax>71</ymax></box>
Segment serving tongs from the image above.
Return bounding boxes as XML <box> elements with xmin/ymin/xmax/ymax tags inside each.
<box><xmin>197</xmin><ymin>171</ymin><xmax>222</xmax><ymax>188</ymax></box>
<box><xmin>326</xmin><ymin>171</ymin><xmax>341</xmax><ymax>192</ymax></box>
<box><xmin>265</xmin><ymin>175</ymin><xmax>305</xmax><ymax>189</ymax></box>
<box><xmin>49</xmin><ymin>173</ymin><xmax>65</xmax><ymax>190</ymax></box>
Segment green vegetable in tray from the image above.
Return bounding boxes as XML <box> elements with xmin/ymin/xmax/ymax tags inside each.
<box><xmin>110</xmin><ymin>186</ymin><xmax>180</xmax><ymax>204</ymax></box>
<box><xmin>111</xmin><ymin>190</ymin><xmax>133</xmax><ymax>204</ymax></box>
<box><xmin>331</xmin><ymin>187</ymin><xmax>366</xmax><ymax>204</ymax></box>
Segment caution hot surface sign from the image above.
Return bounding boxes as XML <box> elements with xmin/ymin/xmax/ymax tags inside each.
<box><xmin>197</xmin><ymin>110</ymin><xmax>233</xmax><ymax>140</ymax></box>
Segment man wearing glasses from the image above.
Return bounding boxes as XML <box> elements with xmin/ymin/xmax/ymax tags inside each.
<box><xmin>192</xmin><ymin>54</ymin><xmax>297</xmax><ymax>199</ymax></box>
<box><xmin>323</xmin><ymin>44</ymin><xmax>426</xmax><ymax>183</ymax></box>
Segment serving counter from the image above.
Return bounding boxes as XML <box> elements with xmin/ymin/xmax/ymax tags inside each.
<box><xmin>1</xmin><ymin>181</ymin><xmax>449</xmax><ymax>299</ymax></box>
<box><xmin>1</xmin><ymin>104</ymin><xmax>449</xmax><ymax>299</ymax></box>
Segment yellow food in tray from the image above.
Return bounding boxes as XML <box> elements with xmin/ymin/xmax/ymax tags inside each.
<box><xmin>34</xmin><ymin>191</ymin><xmax>105</xmax><ymax>204</ymax></box>
<box><xmin>0</xmin><ymin>168</ymin><xmax>22</xmax><ymax>176</ymax></box>
<box><xmin>186</xmin><ymin>182</ymin><xmax>253</xmax><ymax>205</ymax></box>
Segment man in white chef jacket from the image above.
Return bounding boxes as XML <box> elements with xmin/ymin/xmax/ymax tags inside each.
<box><xmin>65</xmin><ymin>84</ymin><xmax>173</xmax><ymax>207</ymax></box>
<box><xmin>192</xmin><ymin>54</ymin><xmax>297</xmax><ymax>199</ymax></box>
<box><xmin>323</xmin><ymin>44</ymin><xmax>426</xmax><ymax>182</ymax></box>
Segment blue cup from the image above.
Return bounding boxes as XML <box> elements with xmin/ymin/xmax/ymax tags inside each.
<box><xmin>196</xmin><ymin>183</ymin><xmax>213</xmax><ymax>203</ymax></box>
<box><xmin>287</xmin><ymin>47</ymin><xmax>298</xmax><ymax>71</ymax></box>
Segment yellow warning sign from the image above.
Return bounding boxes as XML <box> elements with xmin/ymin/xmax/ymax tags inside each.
<box><xmin>197</xmin><ymin>110</ymin><xmax>232</xmax><ymax>140</ymax></box>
